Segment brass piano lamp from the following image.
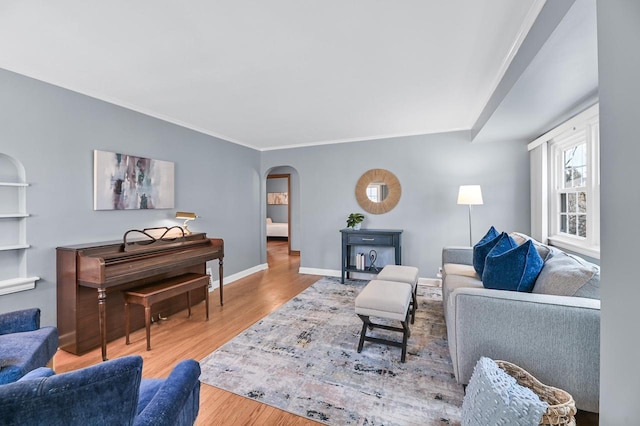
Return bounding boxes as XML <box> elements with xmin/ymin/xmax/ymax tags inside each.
<box><xmin>176</xmin><ymin>211</ymin><xmax>197</xmax><ymax>235</ymax></box>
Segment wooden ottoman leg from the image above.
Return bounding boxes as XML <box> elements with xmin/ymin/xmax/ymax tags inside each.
<box><xmin>401</xmin><ymin>320</ymin><xmax>409</xmax><ymax>363</ymax></box>
<box><xmin>401</xmin><ymin>308</ymin><xmax>411</xmax><ymax>362</ymax></box>
<box><xmin>357</xmin><ymin>315</ymin><xmax>370</xmax><ymax>353</ymax></box>
<box><xmin>410</xmin><ymin>291</ymin><xmax>417</xmax><ymax>324</ymax></box>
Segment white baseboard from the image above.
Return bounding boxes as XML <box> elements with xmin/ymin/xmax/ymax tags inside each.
<box><xmin>298</xmin><ymin>267</ymin><xmax>341</xmax><ymax>277</ymax></box>
<box><xmin>208</xmin><ymin>263</ymin><xmax>269</xmax><ymax>291</ymax></box>
<box><xmin>298</xmin><ymin>267</ymin><xmax>441</xmax><ymax>287</ymax></box>
<box><xmin>419</xmin><ymin>277</ymin><xmax>442</xmax><ymax>287</ymax></box>
<box><xmin>218</xmin><ymin>264</ymin><xmax>441</xmax><ymax>288</ymax></box>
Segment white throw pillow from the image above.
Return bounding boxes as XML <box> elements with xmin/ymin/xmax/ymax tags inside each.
<box><xmin>462</xmin><ymin>357</ymin><xmax>548</xmax><ymax>426</ymax></box>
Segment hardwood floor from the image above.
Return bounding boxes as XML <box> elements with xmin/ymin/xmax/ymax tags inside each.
<box><xmin>54</xmin><ymin>239</ymin><xmax>599</xmax><ymax>425</ymax></box>
<box><xmin>54</xmin><ymin>239</ymin><xmax>322</xmax><ymax>425</ymax></box>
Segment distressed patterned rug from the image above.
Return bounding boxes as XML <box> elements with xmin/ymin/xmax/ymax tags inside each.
<box><xmin>199</xmin><ymin>276</ymin><xmax>464</xmax><ymax>425</ymax></box>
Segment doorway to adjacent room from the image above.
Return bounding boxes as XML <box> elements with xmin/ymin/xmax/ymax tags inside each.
<box><xmin>266</xmin><ymin>173</ymin><xmax>291</xmax><ymax>255</ymax></box>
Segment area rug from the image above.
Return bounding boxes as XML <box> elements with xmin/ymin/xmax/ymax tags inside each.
<box><xmin>199</xmin><ymin>276</ymin><xmax>464</xmax><ymax>425</ymax></box>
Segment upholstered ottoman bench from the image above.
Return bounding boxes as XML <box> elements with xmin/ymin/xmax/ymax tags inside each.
<box><xmin>377</xmin><ymin>265</ymin><xmax>419</xmax><ymax>324</ymax></box>
<box><xmin>354</xmin><ymin>279</ymin><xmax>412</xmax><ymax>362</ymax></box>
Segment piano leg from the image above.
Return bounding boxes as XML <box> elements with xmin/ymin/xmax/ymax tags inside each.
<box><xmin>219</xmin><ymin>259</ymin><xmax>224</xmax><ymax>306</ymax></box>
<box><xmin>145</xmin><ymin>306</ymin><xmax>152</xmax><ymax>351</ymax></box>
<box><xmin>98</xmin><ymin>288</ymin><xmax>108</xmax><ymax>361</ymax></box>
<box><xmin>205</xmin><ymin>285</ymin><xmax>210</xmax><ymax>320</ymax></box>
<box><xmin>125</xmin><ymin>300</ymin><xmax>131</xmax><ymax>345</ymax></box>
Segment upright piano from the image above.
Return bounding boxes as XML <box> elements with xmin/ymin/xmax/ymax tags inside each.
<box><xmin>56</xmin><ymin>230</ymin><xmax>223</xmax><ymax>360</ymax></box>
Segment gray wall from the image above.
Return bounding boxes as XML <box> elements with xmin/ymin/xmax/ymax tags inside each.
<box><xmin>0</xmin><ymin>68</ymin><xmax>262</xmax><ymax>326</ymax></box>
<box><xmin>262</xmin><ymin>131</ymin><xmax>531</xmax><ymax>279</ymax></box>
<box><xmin>598</xmin><ymin>0</ymin><xmax>640</xmax><ymax>422</ymax></box>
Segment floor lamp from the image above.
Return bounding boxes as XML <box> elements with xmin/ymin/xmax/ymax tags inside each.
<box><xmin>457</xmin><ymin>185</ymin><xmax>483</xmax><ymax>246</ymax></box>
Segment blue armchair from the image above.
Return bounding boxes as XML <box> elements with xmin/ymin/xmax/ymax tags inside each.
<box><xmin>0</xmin><ymin>308</ymin><xmax>58</xmax><ymax>384</ymax></box>
<box><xmin>0</xmin><ymin>355</ymin><xmax>201</xmax><ymax>425</ymax></box>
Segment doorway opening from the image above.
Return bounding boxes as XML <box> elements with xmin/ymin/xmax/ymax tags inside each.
<box><xmin>266</xmin><ymin>173</ymin><xmax>292</xmax><ymax>255</ymax></box>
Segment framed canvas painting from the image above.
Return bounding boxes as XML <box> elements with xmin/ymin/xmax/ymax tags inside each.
<box><xmin>93</xmin><ymin>150</ymin><xmax>175</xmax><ymax>210</ymax></box>
<box><xmin>267</xmin><ymin>192</ymin><xmax>288</xmax><ymax>205</ymax></box>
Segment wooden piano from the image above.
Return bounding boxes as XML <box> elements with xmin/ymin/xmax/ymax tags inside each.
<box><xmin>56</xmin><ymin>229</ymin><xmax>223</xmax><ymax>361</ymax></box>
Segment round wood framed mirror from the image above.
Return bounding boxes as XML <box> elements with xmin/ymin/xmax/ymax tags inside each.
<box><xmin>355</xmin><ymin>169</ymin><xmax>401</xmax><ymax>214</ymax></box>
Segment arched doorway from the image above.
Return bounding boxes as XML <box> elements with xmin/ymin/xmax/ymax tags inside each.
<box><xmin>266</xmin><ymin>173</ymin><xmax>291</xmax><ymax>254</ymax></box>
<box><xmin>264</xmin><ymin>166</ymin><xmax>300</xmax><ymax>259</ymax></box>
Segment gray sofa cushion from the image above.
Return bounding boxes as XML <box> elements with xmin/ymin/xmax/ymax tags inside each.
<box><xmin>441</xmin><ymin>267</ymin><xmax>483</xmax><ymax>331</ymax></box>
<box><xmin>442</xmin><ymin>268</ymin><xmax>483</xmax><ymax>301</ymax></box>
<box><xmin>442</xmin><ymin>246</ymin><xmax>474</xmax><ymax>266</ymax></box>
<box><xmin>532</xmin><ymin>251</ymin><xmax>600</xmax><ymax>299</ymax></box>
<box><xmin>443</xmin><ymin>263</ymin><xmax>478</xmax><ymax>279</ymax></box>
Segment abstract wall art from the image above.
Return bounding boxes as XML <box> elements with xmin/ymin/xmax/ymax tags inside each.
<box><xmin>93</xmin><ymin>150</ymin><xmax>175</xmax><ymax>210</ymax></box>
<box><xmin>267</xmin><ymin>192</ymin><xmax>288</xmax><ymax>205</ymax></box>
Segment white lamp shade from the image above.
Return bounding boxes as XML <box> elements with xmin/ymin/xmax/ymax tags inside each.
<box><xmin>457</xmin><ymin>185</ymin><xmax>483</xmax><ymax>205</ymax></box>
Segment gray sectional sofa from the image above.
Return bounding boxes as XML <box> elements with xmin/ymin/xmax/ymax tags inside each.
<box><xmin>442</xmin><ymin>232</ymin><xmax>600</xmax><ymax>412</ymax></box>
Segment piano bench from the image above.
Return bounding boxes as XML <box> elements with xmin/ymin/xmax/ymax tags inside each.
<box><xmin>124</xmin><ymin>273</ymin><xmax>210</xmax><ymax>351</ymax></box>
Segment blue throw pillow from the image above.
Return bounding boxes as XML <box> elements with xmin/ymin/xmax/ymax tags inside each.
<box><xmin>472</xmin><ymin>226</ymin><xmax>500</xmax><ymax>276</ymax></box>
<box><xmin>486</xmin><ymin>232</ymin><xmax>517</xmax><ymax>257</ymax></box>
<box><xmin>483</xmin><ymin>240</ymin><xmax>544</xmax><ymax>292</ymax></box>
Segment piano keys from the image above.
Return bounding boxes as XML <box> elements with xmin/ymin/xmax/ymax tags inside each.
<box><xmin>56</xmin><ymin>231</ymin><xmax>223</xmax><ymax>360</ymax></box>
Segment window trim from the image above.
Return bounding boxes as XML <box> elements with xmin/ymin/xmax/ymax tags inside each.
<box><xmin>547</xmin><ymin>105</ymin><xmax>600</xmax><ymax>258</ymax></box>
<box><xmin>550</xmin><ymin>130</ymin><xmax>589</xmax><ymax>239</ymax></box>
<box><xmin>527</xmin><ymin>104</ymin><xmax>601</xmax><ymax>259</ymax></box>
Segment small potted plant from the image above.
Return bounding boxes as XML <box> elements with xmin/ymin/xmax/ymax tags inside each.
<box><xmin>346</xmin><ymin>213</ymin><xmax>365</xmax><ymax>230</ymax></box>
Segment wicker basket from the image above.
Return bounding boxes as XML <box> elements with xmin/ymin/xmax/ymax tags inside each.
<box><xmin>496</xmin><ymin>360</ymin><xmax>577</xmax><ymax>426</ymax></box>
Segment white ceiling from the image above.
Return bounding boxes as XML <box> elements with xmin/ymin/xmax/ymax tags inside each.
<box><xmin>0</xmin><ymin>1</ymin><xmax>546</xmax><ymax>151</ymax></box>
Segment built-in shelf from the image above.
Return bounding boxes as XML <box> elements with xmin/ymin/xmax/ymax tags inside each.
<box><xmin>0</xmin><ymin>213</ymin><xmax>30</xmax><ymax>218</ymax></box>
<box><xmin>0</xmin><ymin>244</ymin><xmax>31</xmax><ymax>251</ymax></box>
<box><xmin>0</xmin><ymin>277</ymin><xmax>40</xmax><ymax>296</ymax></box>
<box><xmin>0</xmin><ymin>182</ymin><xmax>29</xmax><ymax>187</ymax></box>
<box><xmin>0</xmin><ymin>155</ymin><xmax>37</xmax><ymax>295</ymax></box>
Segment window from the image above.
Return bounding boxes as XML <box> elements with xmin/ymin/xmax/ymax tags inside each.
<box><xmin>547</xmin><ymin>106</ymin><xmax>600</xmax><ymax>257</ymax></box>
<box><xmin>558</xmin><ymin>140</ymin><xmax>587</xmax><ymax>237</ymax></box>
<box><xmin>366</xmin><ymin>185</ymin><xmax>379</xmax><ymax>202</ymax></box>
<box><xmin>528</xmin><ymin>104</ymin><xmax>599</xmax><ymax>259</ymax></box>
